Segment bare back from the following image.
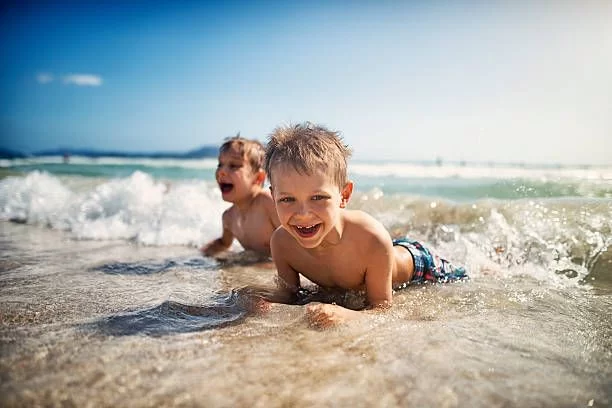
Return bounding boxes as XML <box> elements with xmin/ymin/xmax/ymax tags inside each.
<box><xmin>224</xmin><ymin>190</ymin><xmax>279</xmax><ymax>255</ymax></box>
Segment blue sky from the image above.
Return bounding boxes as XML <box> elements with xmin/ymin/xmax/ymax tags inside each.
<box><xmin>1</xmin><ymin>0</ymin><xmax>611</xmax><ymax>165</ymax></box>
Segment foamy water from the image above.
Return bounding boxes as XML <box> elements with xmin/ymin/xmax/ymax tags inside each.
<box><xmin>0</xmin><ymin>171</ymin><xmax>230</xmax><ymax>246</ymax></box>
<box><xmin>1</xmin><ymin>160</ymin><xmax>611</xmax><ymax>406</ymax></box>
<box><xmin>4</xmin><ymin>156</ymin><xmax>612</xmax><ymax>181</ymax></box>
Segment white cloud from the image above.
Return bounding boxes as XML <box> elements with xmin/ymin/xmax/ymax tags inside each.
<box><xmin>62</xmin><ymin>74</ymin><xmax>103</xmax><ymax>86</ymax></box>
<box><xmin>36</xmin><ymin>72</ymin><xmax>104</xmax><ymax>86</ymax></box>
<box><xmin>36</xmin><ymin>73</ymin><xmax>54</xmax><ymax>84</ymax></box>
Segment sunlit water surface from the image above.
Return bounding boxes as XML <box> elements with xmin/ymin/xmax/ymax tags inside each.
<box><xmin>1</xmin><ymin>165</ymin><xmax>611</xmax><ymax>406</ymax></box>
<box><xmin>1</xmin><ymin>222</ymin><xmax>610</xmax><ymax>407</ymax></box>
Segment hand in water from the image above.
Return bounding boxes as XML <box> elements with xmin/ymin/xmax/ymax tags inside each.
<box><xmin>247</xmin><ymin>297</ymin><xmax>271</xmax><ymax>315</ymax></box>
<box><xmin>233</xmin><ymin>288</ymin><xmax>272</xmax><ymax>315</ymax></box>
<box><xmin>305</xmin><ymin>303</ymin><xmax>361</xmax><ymax>329</ymax></box>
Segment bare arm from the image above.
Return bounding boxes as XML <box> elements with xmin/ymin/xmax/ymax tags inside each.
<box><xmin>306</xmin><ymin>231</ymin><xmax>393</xmax><ymax>328</ymax></box>
<box><xmin>364</xmin><ymin>236</ymin><xmax>394</xmax><ymax>309</ymax></box>
<box><xmin>201</xmin><ymin>211</ymin><xmax>234</xmax><ymax>256</ymax></box>
<box><xmin>270</xmin><ymin>228</ymin><xmax>301</xmax><ymax>297</ymax></box>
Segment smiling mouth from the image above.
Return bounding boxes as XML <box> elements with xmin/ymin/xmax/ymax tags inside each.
<box><xmin>219</xmin><ymin>183</ymin><xmax>234</xmax><ymax>193</ymax></box>
<box><xmin>293</xmin><ymin>224</ymin><xmax>321</xmax><ymax>238</ymax></box>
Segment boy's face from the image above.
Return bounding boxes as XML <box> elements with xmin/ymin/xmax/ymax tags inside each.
<box><xmin>270</xmin><ymin>165</ymin><xmax>352</xmax><ymax>249</ymax></box>
<box><xmin>216</xmin><ymin>148</ymin><xmax>261</xmax><ymax>202</ymax></box>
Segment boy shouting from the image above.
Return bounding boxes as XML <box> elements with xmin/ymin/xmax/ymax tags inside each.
<box><xmin>202</xmin><ymin>135</ymin><xmax>280</xmax><ymax>257</ymax></box>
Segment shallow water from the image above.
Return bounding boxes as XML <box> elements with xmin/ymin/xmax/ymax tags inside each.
<box><xmin>1</xmin><ymin>163</ymin><xmax>611</xmax><ymax>406</ymax></box>
<box><xmin>1</xmin><ymin>221</ymin><xmax>611</xmax><ymax>407</ymax></box>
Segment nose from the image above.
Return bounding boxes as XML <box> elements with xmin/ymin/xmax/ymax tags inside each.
<box><xmin>295</xmin><ymin>201</ymin><xmax>310</xmax><ymax>217</ymax></box>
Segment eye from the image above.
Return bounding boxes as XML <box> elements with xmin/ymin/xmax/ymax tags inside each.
<box><xmin>278</xmin><ymin>197</ymin><xmax>295</xmax><ymax>203</ymax></box>
<box><xmin>312</xmin><ymin>194</ymin><xmax>329</xmax><ymax>201</ymax></box>
<box><xmin>229</xmin><ymin>164</ymin><xmax>243</xmax><ymax>170</ymax></box>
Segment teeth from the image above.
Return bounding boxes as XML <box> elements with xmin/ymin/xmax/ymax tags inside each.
<box><xmin>297</xmin><ymin>225</ymin><xmax>316</xmax><ymax>230</ymax></box>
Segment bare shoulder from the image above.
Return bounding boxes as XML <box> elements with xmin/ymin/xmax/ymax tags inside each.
<box><xmin>254</xmin><ymin>189</ymin><xmax>280</xmax><ymax>226</ymax></box>
<box><xmin>345</xmin><ymin>210</ymin><xmax>389</xmax><ymax>237</ymax></box>
<box><xmin>271</xmin><ymin>226</ymin><xmax>293</xmax><ymax>249</ymax></box>
<box><xmin>222</xmin><ymin>205</ymin><xmax>237</xmax><ymax>223</ymax></box>
<box><xmin>252</xmin><ymin>189</ymin><xmax>276</xmax><ymax>214</ymax></box>
<box><xmin>344</xmin><ymin>210</ymin><xmax>392</xmax><ymax>250</ymax></box>
<box><xmin>253</xmin><ymin>189</ymin><xmax>274</xmax><ymax>205</ymax></box>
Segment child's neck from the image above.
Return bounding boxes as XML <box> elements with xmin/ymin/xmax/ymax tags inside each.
<box><xmin>232</xmin><ymin>187</ymin><xmax>262</xmax><ymax>212</ymax></box>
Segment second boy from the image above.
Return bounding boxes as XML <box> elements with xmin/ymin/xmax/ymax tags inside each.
<box><xmin>201</xmin><ymin>135</ymin><xmax>280</xmax><ymax>257</ymax></box>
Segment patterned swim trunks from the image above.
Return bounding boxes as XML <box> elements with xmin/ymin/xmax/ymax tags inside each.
<box><xmin>393</xmin><ymin>238</ymin><xmax>468</xmax><ymax>288</ymax></box>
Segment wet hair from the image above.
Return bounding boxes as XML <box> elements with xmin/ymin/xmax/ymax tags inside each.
<box><xmin>219</xmin><ymin>133</ymin><xmax>266</xmax><ymax>173</ymax></box>
<box><xmin>265</xmin><ymin>122</ymin><xmax>352</xmax><ymax>188</ymax></box>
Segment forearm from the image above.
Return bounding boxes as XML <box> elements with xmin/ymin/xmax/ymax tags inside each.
<box><xmin>366</xmin><ymin>299</ymin><xmax>392</xmax><ymax>311</ymax></box>
<box><xmin>306</xmin><ymin>300</ymin><xmax>393</xmax><ymax>329</ymax></box>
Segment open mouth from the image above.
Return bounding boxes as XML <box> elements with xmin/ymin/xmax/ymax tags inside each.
<box><xmin>293</xmin><ymin>224</ymin><xmax>321</xmax><ymax>238</ymax></box>
<box><xmin>219</xmin><ymin>183</ymin><xmax>234</xmax><ymax>194</ymax></box>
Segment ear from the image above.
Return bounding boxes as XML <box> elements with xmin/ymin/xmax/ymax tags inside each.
<box><xmin>339</xmin><ymin>181</ymin><xmax>354</xmax><ymax>208</ymax></box>
<box><xmin>254</xmin><ymin>169</ymin><xmax>266</xmax><ymax>186</ymax></box>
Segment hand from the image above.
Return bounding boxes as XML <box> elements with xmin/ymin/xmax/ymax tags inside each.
<box><xmin>200</xmin><ymin>243</ymin><xmax>215</xmax><ymax>256</ymax></box>
<box><xmin>247</xmin><ymin>297</ymin><xmax>272</xmax><ymax>315</ymax></box>
<box><xmin>305</xmin><ymin>303</ymin><xmax>361</xmax><ymax>329</ymax></box>
<box><xmin>236</xmin><ymin>293</ymin><xmax>272</xmax><ymax>315</ymax></box>
<box><xmin>200</xmin><ymin>239</ymin><xmax>226</xmax><ymax>257</ymax></box>
<box><xmin>235</xmin><ymin>286</ymin><xmax>273</xmax><ymax>315</ymax></box>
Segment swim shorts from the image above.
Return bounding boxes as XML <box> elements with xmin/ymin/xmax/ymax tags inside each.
<box><xmin>393</xmin><ymin>238</ymin><xmax>468</xmax><ymax>288</ymax></box>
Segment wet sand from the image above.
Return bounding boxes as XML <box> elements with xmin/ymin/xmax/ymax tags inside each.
<box><xmin>1</xmin><ymin>222</ymin><xmax>611</xmax><ymax>407</ymax></box>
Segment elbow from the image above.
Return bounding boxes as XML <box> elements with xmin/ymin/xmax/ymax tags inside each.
<box><xmin>369</xmin><ymin>299</ymin><xmax>392</xmax><ymax>310</ymax></box>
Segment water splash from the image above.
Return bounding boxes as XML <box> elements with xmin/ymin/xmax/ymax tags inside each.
<box><xmin>1</xmin><ymin>171</ymin><xmax>228</xmax><ymax>246</ymax></box>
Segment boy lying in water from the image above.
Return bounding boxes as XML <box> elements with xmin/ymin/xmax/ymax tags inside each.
<box><xmin>264</xmin><ymin>123</ymin><xmax>467</xmax><ymax>328</ymax></box>
<box><xmin>201</xmin><ymin>135</ymin><xmax>280</xmax><ymax>258</ymax></box>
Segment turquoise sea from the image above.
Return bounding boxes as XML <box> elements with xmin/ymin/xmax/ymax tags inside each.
<box><xmin>1</xmin><ymin>156</ymin><xmax>611</xmax><ymax>407</ymax></box>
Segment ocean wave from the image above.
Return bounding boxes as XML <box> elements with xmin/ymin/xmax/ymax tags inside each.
<box><xmin>0</xmin><ymin>156</ymin><xmax>219</xmax><ymax>169</ymax></box>
<box><xmin>1</xmin><ymin>170</ymin><xmax>610</xmax><ymax>288</ymax></box>
<box><xmin>350</xmin><ymin>162</ymin><xmax>612</xmax><ymax>181</ymax></box>
<box><xmin>3</xmin><ymin>156</ymin><xmax>612</xmax><ymax>182</ymax></box>
<box><xmin>0</xmin><ymin>170</ymin><xmax>229</xmax><ymax>246</ymax></box>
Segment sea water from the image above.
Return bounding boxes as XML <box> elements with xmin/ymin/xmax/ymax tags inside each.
<box><xmin>0</xmin><ymin>157</ymin><xmax>611</xmax><ymax>407</ymax></box>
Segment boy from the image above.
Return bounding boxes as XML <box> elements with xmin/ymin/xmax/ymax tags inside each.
<box><xmin>265</xmin><ymin>123</ymin><xmax>466</xmax><ymax>328</ymax></box>
<box><xmin>201</xmin><ymin>135</ymin><xmax>280</xmax><ymax>257</ymax></box>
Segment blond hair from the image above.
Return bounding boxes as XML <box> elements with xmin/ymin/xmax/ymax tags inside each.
<box><xmin>265</xmin><ymin>122</ymin><xmax>352</xmax><ymax>188</ymax></box>
<box><xmin>220</xmin><ymin>134</ymin><xmax>265</xmax><ymax>173</ymax></box>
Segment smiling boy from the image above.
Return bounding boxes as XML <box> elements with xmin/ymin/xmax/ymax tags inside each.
<box><xmin>265</xmin><ymin>123</ymin><xmax>466</xmax><ymax>327</ymax></box>
<box><xmin>201</xmin><ymin>135</ymin><xmax>280</xmax><ymax>257</ymax></box>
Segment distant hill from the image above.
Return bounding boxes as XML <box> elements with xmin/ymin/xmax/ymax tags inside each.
<box><xmin>0</xmin><ymin>148</ymin><xmax>28</xmax><ymax>159</ymax></box>
<box><xmin>0</xmin><ymin>146</ymin><xmax>219</xmax><ymax>159</ymax></box>
<box><xmin>182</xmin><ymin>146</ymin><xmax>219</xmax><ymax>158</ymax></box>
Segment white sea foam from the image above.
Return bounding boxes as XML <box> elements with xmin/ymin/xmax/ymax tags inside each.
<box><xmin>1</xmin><ymin>169</ymin><xmax>609</xmax><ymax>286</ymax></box>
<box><xmin>0</xmin><ymin>171</ymin><xmax>229</xmax><ymax>246</ymax></box>
<box><xmin>0</xmin><ymin>156</ymin><xmax>219</xmax><ymax>169</ymax></box>
<box><xmin>3</xmin><ymin>156</ymin><xmax>612</xmax><ymax>182</ymax></box>
<box><xmin>350</xmin><ymin>162</ymin><xmax>612</xmax><ymax>181</ymax></box>
<box><xmin>0</xmin><ymin>171</ymin><xmax>73</xmax><ymax>225</ymax></box>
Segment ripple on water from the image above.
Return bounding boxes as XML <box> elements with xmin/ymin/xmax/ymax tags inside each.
<box><xmin>88</xmin><ymin>291</ymin><xmax>248</xmax><ymax>336</ymax></box>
